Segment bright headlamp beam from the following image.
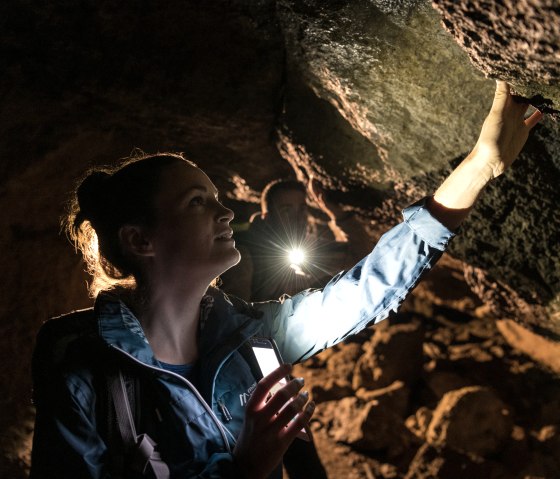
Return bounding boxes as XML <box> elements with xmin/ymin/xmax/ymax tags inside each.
<box><xmin>288</xmin><ymin>248</ymin><xmax>305</xmax><ymax>266</ymax></box>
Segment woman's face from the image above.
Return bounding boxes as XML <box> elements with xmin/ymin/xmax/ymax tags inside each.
<box><xmin>148</xmin><ymin>162</ymin><xmax>240</xmax><ymax>286</ymax></box>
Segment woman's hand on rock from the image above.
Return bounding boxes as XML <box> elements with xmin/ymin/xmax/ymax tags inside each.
<box><xmin>471</xmin><ymin>80</ymin><xmax>543</xmax><ymax>179</ymax></box>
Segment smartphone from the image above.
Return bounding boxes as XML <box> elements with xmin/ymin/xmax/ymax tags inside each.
<box><xmin>248</xmin><ymin>337</ymin><xmax>311</xmax><ymax>441</ymax></box>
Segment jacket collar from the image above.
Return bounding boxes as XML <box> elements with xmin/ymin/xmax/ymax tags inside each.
<box><xmin>95</xmin><ymin>291</ymin><xmax>159</xmax><ymax>366</ymax></box>
<box><xmin>94</xmin><ymin>289</ymin><xmax>263</xmax><ymax>370</ymax></box>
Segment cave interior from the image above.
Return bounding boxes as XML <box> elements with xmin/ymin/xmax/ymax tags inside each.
<box><xmin>1</xmin><ymin>1</ymin><xmax>560</xmax><ymax>478</ymax></box>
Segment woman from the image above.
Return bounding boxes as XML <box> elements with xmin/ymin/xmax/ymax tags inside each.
<box><xmin>30</xmin><ymin>82</ymin><xmax>542</xmax><ymax>478</ymax></box>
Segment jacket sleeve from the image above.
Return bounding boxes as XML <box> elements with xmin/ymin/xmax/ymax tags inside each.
<box><xmin>254</xmin><ymin>198</ymin><xmax>455</xmax><ymax>364</ymax></box>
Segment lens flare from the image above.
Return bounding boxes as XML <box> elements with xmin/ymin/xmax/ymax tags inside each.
<box><xmin>288</xmin><ymin>248</ymin><xmax>305</xmax><ymax>266</ymax></box>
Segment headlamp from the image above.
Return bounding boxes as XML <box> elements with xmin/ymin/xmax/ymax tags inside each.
<box><xmin>288</xmin><ymin>248</ymin><xmax>305</xmax><ymax>267</ymax></box>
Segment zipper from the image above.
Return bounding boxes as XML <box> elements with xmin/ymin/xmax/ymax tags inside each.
<box><xmin>217</xmin><ymin>399</ymin><xmax>233</xmax><ymax>423</ymax></box>
<box><xmin>108</xmin><ymin>344</ymin><xmax>233</xmax><ymax>453</ymax></box>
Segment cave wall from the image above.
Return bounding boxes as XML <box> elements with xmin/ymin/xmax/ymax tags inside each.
<box><xmin>0</xmin><ymin>0</ymin><xmax>559</xmax><ymax>476</ymax></box>
<box><xmin>275</xmin><ymin>0</ymin><xmax>560</xmax><ymax>332</ymax></box>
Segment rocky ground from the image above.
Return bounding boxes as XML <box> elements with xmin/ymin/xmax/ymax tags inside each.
<box><xmin>293</xmin><ymin>257</ymin><xmax>560</xmax><ymax>479</ymax></box>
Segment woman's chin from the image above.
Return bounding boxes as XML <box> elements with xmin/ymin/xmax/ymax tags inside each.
<box><xmin>227</xmin><ymin>249</ymin><xmax>242</xmax><ymax>269</ymax></box>
<box><xmin>217</xmin><ymin>249</ymin><xmax>241</xmax><ymax>275</ymax></box>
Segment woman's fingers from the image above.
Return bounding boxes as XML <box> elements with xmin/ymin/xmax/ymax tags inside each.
<box><xmin>281</xmin><ymin>401</ymin><xmax>316</xmax><ymax>438</ymax></box>
<box><xmin>234</xmin><ymin>370</ymin><xmax>316</xmax><ymax>479</ymax></box>
<box><xmin>261</xmin><ymin>377</ymin><xmax>305</xmax><ymax>416</ymax></box>
<box><xmin>491</xmin><ymin>80</ymin><xmax>510</xmax><ymax>112</ymax></box>
<box><xmin>246</xmin><ymin>363</ymin><xmax>293</xmax><ymax>410</ymax></box>
<box><xmin>525</xmin><ymin>109</ymin><xmax>544</xmax><ymax>129</ymax></box>
<box><xmin>269</xmin><ymin>389</ymin><xmax>311</xmax><ymax>433</ymax></box>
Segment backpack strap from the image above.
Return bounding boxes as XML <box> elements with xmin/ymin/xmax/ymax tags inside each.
<box><xmin>107</xmin><ymin>370</ymin><xmax>170</xmax><ymax>479</ymax></box>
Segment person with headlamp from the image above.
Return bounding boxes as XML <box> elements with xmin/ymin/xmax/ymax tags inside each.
<box><xmin>221</xmin><ymin>179</ymin><xmax>368</xmax><ymax>304</ymax></box>
<box><xmin>220</xmin><ymin>178</ymin><xmax>358</xmax><ymax>479</ymax></box>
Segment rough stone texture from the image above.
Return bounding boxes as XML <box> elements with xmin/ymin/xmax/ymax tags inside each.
<box><xmin>355</xmin><ymin>380</ymin><xmax>411</xmax><ymax>418</ymax></box>
<box><xmin>310</xmin><ymin>379</ymin><xmax>355</xmax><ymax>403</ymax></box>
<box><xmin>277</xmin><ymin>0</ymin><xmax>560</xmax><ymax>335</ymax></box>
<box><xmin>408</xmin><ymin>118</ymin><xmax>560</xmax><ymax>335</ymax></box>
<box><xmin>352</xmin><ymin>320</ymin><xmax>424</xmax><ymax>390</ymax></box>
<box><xmin>497</xmin><ymin>319</ymin><xmax>560</xmax><ymax>374</ymax></box>
<box><xmin>324</xmin><ymin>396</ymin><xmax>416</xmax><ymax>453</ymax></box>
<box><xmin>0</xmin><ymin>0</ymin><xmax>290</xmax><ymax>186</ymax></box>
<box><xmin>326</xmin><ymin>342</ymin><xmax>363</xmax><ymax>384</ymax></box>
<box><xmin>432</xmin><ymin>0</ymin><xmax>560</xmax><ymax>116</ymax></box>
<box><xmin>296</xmin><ymin>295</ymin><xmax>560</xmax><ymax>478</ymax></box>
<box><xmin>423</xmin><ymin>370</ymin><xmax>473</xmax><ymax>399</ymax></box>
<box><xmin>406</xmin><ymin>406</ymin><xmax>434</xmax><ymax>440</ymax></box>
<box><xmin>426</xmin><ymin>386</ymin><xmax>513</xmax><ymax>456</ymax></box>
<box><xmin>404</xmin><ymin>443</ymin><xmax>504</xmax><ymax>479</ymax></box>
<box><xmin>277</xmin><ymin>0</ymin><xmax>494</xmax><ymax>182</ymax></box>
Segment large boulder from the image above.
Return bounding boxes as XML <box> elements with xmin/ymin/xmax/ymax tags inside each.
<box><xmin>326</xmin><ymin>397</ymin><xmax>416</xmax><ymax>453</ymax></box>
<box><xmin>352</xmin><ymin>320</ymin><xmax>424</xmax><ymax>390</ymax></box>
<box><xmin>426</xmin><ymin>386</ymin><xmax>513</xmax><ymax>457</ymax></box>
<box><xmin>405</xmin><ymin>443</ymin><xmax>505</xmax><ymax>479</ymax></box>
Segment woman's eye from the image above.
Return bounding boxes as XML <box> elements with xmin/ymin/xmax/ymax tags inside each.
<box><xmin>189</xmin><ymin>196</ymin><xmax>205</xmax><ymax>206</ymax></box>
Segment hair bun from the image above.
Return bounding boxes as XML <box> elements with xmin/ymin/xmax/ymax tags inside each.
<box><xmin>76</xmin><ymin>170</ymin><xmax>111</xmax><ymax>223</ymax></box>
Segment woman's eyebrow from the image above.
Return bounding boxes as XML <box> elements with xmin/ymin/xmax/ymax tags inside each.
<box><xmin>178</xmin><ymin>185</ymin><xmax>219</xmax><ymax>201</ymax></box>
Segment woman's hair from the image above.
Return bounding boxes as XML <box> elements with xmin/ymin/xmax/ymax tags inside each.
<box><xmin>65</xmin><ymin>152</ymin><xmax>196</xmax><ymax>296</ymax></box>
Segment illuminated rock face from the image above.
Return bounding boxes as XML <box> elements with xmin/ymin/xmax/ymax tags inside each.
<box><xmin>277</xmin><ymin>0</ymin><xmax>494</xmax><ymax>181</ymax></box>
<box><xmin>1</xmin><ymin>0</ymin><xmax>560</xmax><ymax>477</ymax></box>
<box><xmin>432</xmin><ymin>0</ymin><xmax>560</xmax><ymax>116</ymax></box>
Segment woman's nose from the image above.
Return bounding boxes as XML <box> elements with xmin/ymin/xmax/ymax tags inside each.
<box><xmin>217</xmin><ymin>203</ymin><xmax>234</xmax><ymax>222</ymax></box>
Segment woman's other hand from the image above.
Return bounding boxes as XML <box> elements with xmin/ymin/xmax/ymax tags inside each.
<box><xmin>472</xmin><ymin>80</ymin><xmax>543</xmax><ymax>179</ymax></box>
<box><xmin>233</xmin><ymin>364</ymin><xmax>315</xmax><ymax>479</ymax></box>
<box><xmin>431</xmin><ymin>80</ymin><xmax>543</xmax><ymax>229</ymax></box>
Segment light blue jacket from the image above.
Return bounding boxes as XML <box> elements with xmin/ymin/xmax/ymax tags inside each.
<box><xmin>30</xmin><ymin>198</ymin><xmax>454</xmax><ymax>478</ymax></box>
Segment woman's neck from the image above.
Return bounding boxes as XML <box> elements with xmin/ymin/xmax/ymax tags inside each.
<box><xmin>132</xmin><ymin>281</ymin><xmax>209</xmax><ymax>365</ymax></box>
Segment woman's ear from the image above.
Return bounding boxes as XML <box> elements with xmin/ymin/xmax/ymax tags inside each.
<box><xmin>118</xmin><ymin>224</ymin><xmax>155</xmax><ymax>258</ymax></box>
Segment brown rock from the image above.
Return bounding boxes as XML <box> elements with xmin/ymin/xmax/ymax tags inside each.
<box><xmin>498</xmin><ymin>425</ymin><xmax>531</xmax><ymax>474</ymax></box>
<box><xmin>424</xmin><ymin>371</ymin><xmax>473</xmax><ymax>399</ymax></box>
<box><xmin>311</xmin><ymin>379</ymin><xmax>354</xmax><ymax>403</ymax></box>
<box><xmin>426</xmin><ymin>386</ymin><xmax>513</xmax><ymax>457</ymax></box>
<box><xmin>326</xmin><ymin>342</ymin><xmax>364</xmax><ymax>383</ymax></box>
<box><xmin>327</xmin><ymin>397</ymin><xmax>415</xmax><ymax>453</ymax></box>
<box><xmin>497</xmin><ymin>319</ymin><xmax>560</xmax><ymax>374</ymax></box>
<box><xmin>406</xmin><ymin>407</ymin><xmax>434</xmax><ymax>441</ymax></box>
<box><xmin>355</xmin><ymin>380</ymin><xmax>410</xmax><ymax>418</ymax></box>
<box><xmin>447</xmin><ymin>343</ymin><xmax>493</xmax><ymax>362</ymax></box>
<box><xmin>405</xmin><ymin>443</ymin><xmax>504</xmax><ymax>479</ymax></box>
<box><xmin>432</xmin><ymin>0</ymin><xmax>560</xmax><ymax>115</ymax></box>
<box><xmin>352</xmin><ymin>321</ymin><xmax>424</xmax><ymax>391</ymax></box>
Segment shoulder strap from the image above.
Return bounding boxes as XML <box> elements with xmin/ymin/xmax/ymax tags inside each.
<box><xmin>107</xmin><ymin>370</ymin><xmax>170</xmax><ymax>479</ymax></box>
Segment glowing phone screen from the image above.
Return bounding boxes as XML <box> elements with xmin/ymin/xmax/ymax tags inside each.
<box><xmin>252</xmin><ymin>345</ymin><xmax>288</xmax><ymax>395</ymax></box>
<box><xmin>251</xmin><ymin>342</ymin><xmax>310</xmax><ymax>441</ymax></box>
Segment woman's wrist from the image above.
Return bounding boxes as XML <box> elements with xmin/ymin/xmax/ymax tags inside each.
<box><xmin>433</xmin><ymin>151</ymin><xmax>495</xmax><ymax>211</ymax></box>
<box><xmin>465</xmin><ymin>145</ymin><xmax>503</xmax><ymax>181</ymax></box>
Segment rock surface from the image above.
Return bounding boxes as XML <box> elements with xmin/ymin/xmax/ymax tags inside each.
<box><xmin>352</xmin><ymin>320</ymin><xmax>424</xmax><ymax>390</ymax></box>
<box><xmin>426</xmin><ymin>386</ymin><xmax>513</xmax><ymax>456</ymax></box>
<box><xmin>432</xmin><ymin>0</ymin><xmax>560</xmax><ymax>116</ymax></box>
<box><xmin>497</xmin><ymin>319</ymin><xmax>560</xmax><ymax>374</ymax></box>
